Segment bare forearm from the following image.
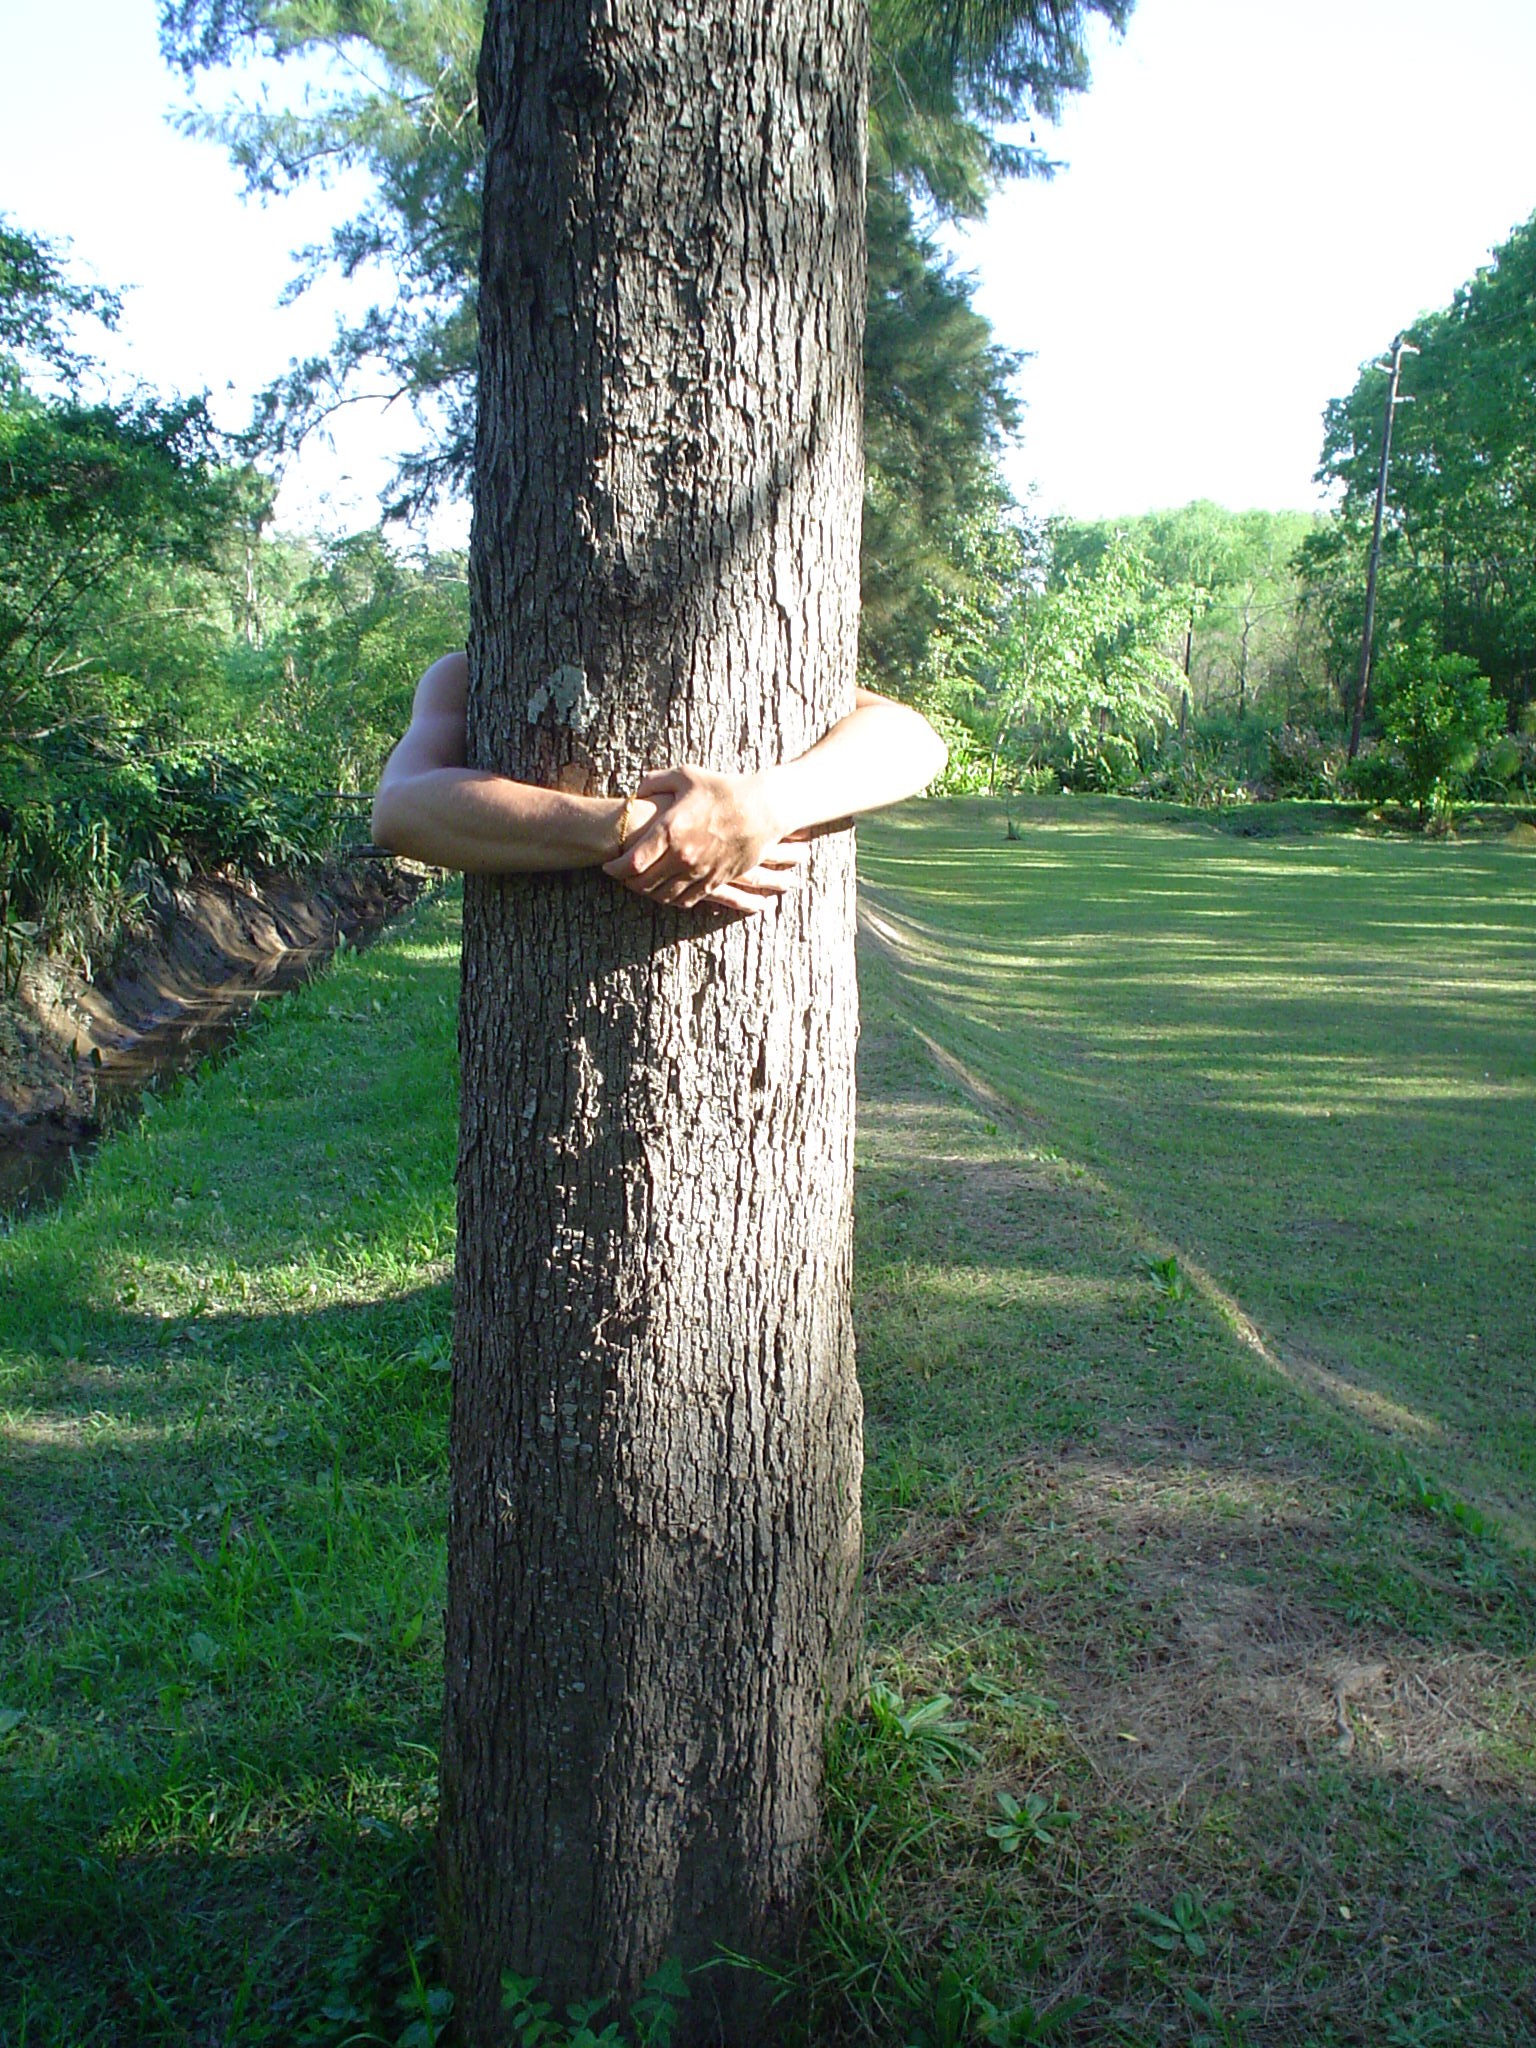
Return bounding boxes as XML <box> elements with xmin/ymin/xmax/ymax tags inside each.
<box><xmin>371</xmin><ymin>768</ymin><xmax>634</xmax><ymax>873</ymax></box>
<box><xmin>758</xmin><ymin>696</ymin><xmax>948</xmax><ymax>838</ymax></box>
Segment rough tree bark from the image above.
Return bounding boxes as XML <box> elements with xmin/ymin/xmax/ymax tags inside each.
<box><xmin>440</xmin><ymin>4</ymin><xmax>868</xmax><ymax>2043</ymax></box>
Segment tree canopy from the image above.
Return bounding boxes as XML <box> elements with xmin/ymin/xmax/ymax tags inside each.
<box><xmin>157</xmin><ymin>0</ymin><xmax>1131</xmax><ymax>689</ymax></box>
<box><xmin>1305</xmin><ymin>206</ymin><xmax>1536</xmax><ymax>730</ymax></box>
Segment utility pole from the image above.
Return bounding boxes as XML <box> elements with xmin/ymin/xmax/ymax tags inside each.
<box><xmin>1348</xmin><ymin>333</ymin><xmax>1418</xmax><ymax>760</ymax></box>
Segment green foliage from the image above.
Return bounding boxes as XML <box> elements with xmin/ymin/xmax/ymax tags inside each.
<box><xmin>1265</xmin><ymin>721</ymin><xmax>1341</xmax><ymax>799</ymax></box>
<box><xmin>157</xmin><ymin>2</ymin><xmax>1129</xmax><ymax>685</ymax></box>
<box><xmin>1054</xmin><ymin>502</ymin><xmax>1328</xmax><ymax>721</ymax></box>
<box><xmin>5</xmin><ymin>724</ymin><xmax>339</xmax><ymax>912</ymax></box>
<box><xmin>866</xmin><ymin>1679</ymin><xmax>983</xmax><ymax>1778</ymax></box>
<box><xmin>1307</xmin><ymin>207</ymin><xmax>1536</xmax><ymax>728</ymax></box>
<box><xmin>903</xmin><ymin>1966</ymin><xmax>1087</xmax><ymax>2046</ymax></box>
<box><xmin>161</xmin><ymin>0</ymin><xmax>484</xmax><ymax>516</ymax></box>
<box><xmin>0</xmin><ymin>222</ymin><xmax>464</xmax><ymax>956</ymax></box>
<box><xmin>868</xmin><ymin>0</ymin><xmax>1130</xmax><ymax>226</ymax></box>
<box><xmin>284</xmin><ymin>531</ymin><xmax>467</xmax><ymax>779</ymax></box>
<box><xmin>1131</xmin><ymin>734</ymin><xmax>1246</xmax><ymax>810</ymax></box>
<box><xmin>1132</xmin><ymin>1889</ymin><xmax>1228</xmax><ymax>1960</ymax></box>
<box><xmin>0</xmin><ymin>390</ymin><xmax>232</xmax><ymax>694</ymax></box>
<box><xmin>860</xmin><ymin>178</ymin><xmax>1024</xmax><ymax>694</ymax></box>
<box><xmin>1376</xmin><ymin>629</ymin><xmax>1502</xmax><ymax>819</ymax></box>
<box><xmin>986</xmin><ymin>1788</ymin><xmax>1078</xmax><ymax>1856</ymax></box>
<box><xmin>500</xmin><ymin>1958</ymin><xmax>689</xmax><ymax>2048</ymax></box>
<box><xmin>0</xmin><ymin>214</ymin><xmax>121</xmax><ymax>389</ymax></box>
<box><xmin>984</xmin><ymin>531</ymin><xmax>1182</xmax><ymax>786</ymax></box>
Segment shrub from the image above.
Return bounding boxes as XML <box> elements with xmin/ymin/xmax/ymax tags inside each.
<box><xmin>1049</xmin><ymin>730</ymin><xmax>1140</xmax><ymax>792</ymax></box>
<box><xmin>1266</xmin><ymin>724</ymin><xmax>1341</xmax><ymax>799</ymax></box>
<box><xmin>1467</xmin><ymin>732</ymin><xmax>1536</xmax><ymax>802</ymax></box>
<box><xmin>1339</xmin><ymin>745</ymin><xmax>1406</xmax><ymax>806</ymax></box>
<box><xmin>0</xmin><ymin>721</ymin><xmax>348</xmax><ymax>957</ymax></box>
<box><xmin>1135</xmin><ymin>739</ymin><xmax>1245</xmax><ymax>809</ymax></box>
<box><xmin>1375</xmin><ymin>632</ymin><xmax>1502</xmax><ymax>820</ymax></box>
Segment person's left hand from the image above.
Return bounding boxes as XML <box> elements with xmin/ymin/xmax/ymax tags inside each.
<box><xmin>602</xmin><ymin>766</ymin><xmax>787</xmax><ymax>908</ymax></box>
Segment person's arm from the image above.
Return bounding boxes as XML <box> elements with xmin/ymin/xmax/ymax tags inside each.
<box><xmin>371</xmin><ymin>652</ymin><xmax>652</xmax><ymax>872</ymax></box>
<box><xmin>370</xmin><ymin>654</ymin><xmax>807</xmax><ymax>910</ymax></box>
<box><xmin>602</xmin><ymin>688</ymin><xmax>947</xmax><ymax>908</ymax></box>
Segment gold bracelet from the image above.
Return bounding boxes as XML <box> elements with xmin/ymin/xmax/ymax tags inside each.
<box><xmin>615</xmin><ymin>791</ymin><xmax>642</xmax><ymax>851</ymax></box>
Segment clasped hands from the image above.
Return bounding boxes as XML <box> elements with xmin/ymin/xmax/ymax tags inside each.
<box><xmin>601</xmin><ymin>765</ymin><xmax>808</xmax><ymax>916</ymax></box>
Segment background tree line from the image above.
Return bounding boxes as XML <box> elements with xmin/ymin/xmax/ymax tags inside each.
<box><xmin>0</xmin><ymin>214</ymin><xmax>468</xmax><ymax>968</ymax></box>
<box><xmin>4</xmin><ymin>0</ymin><xmax>1130</xmax><ymax>965</ymax></box>
<box><xmin>926</xmin><ymin>206</ymin><xmax>1536</xmax><ymax>819</ymax></box>
<box><xmin>9</xmin><ymin>0</ymin><xmax>1533</xmax><ymax>985</ymax></box>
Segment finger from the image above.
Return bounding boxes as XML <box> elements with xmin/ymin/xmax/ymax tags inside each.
<box><xmin>730</xmin><ymin>863</ymin><xmax>801</xmax><ymax>896</ymax></box>
<box><xmin>604</xmin><ymin>824</ymin><xmax>672</xmax><ymax>881</ymax></box>
<box><xmin>636</xmin><ymin>767</ymin><xmax>689</xmax><ymax>798</ymax></box>
<box><xmin>619</xmin><ymin>863</ymin><xmax>696</xmax><ymax>905</ymax></box>
<box><xmin>756</xmin><ymin>840</ymin><xmax>809</xmax><ymax>870</ymax></box>
<box><xmin>699</xmin><ymin>883</ymin><xmax>768</xmax><ymax>915</ymax></box>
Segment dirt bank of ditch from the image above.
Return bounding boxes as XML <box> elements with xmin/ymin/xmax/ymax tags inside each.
<box><xmin>0</xmin><ymin>859</ymin><xmax>428</xmax><ymax>1212</ymax></box>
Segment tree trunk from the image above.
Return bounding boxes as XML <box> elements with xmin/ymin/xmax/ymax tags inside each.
<box><xmin>441</xmin><ymin>6</ymin><xmax>867</xmax><ymax>2044</ymax></box>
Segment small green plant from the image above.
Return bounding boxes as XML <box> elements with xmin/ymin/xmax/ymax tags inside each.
<box><xmin>1183</xmin><ymin>1987</ymin><xmax>1259</xmax><ymax>2047</ymax></box>
<box><xmin>905</xmin><ymin>1966</ymin><xmax>1088</xmax><ymax>2046</ymax></box>
<box><xmin>986</xmin><ymin>1789</ymin><xmax>1078</xmax><ymax>1856</ymax></box>
<box><xmin>866</xmin><ymin>1681</ymin><xmax>981</xmax><ymax>1778</ymax></box>
<box><xmin>1132</xmin><ymin>1889</ymin><xmax>1228</xmax><ymax>1960</ymax></box>
<box><xmin>500</xmin><ymin>1958</ymin><xmax>689</xmax><ymax>2048</ymax></box>
<box><xmin>1145</xmin><ymin>1254</ymin><xmax>1186</xmax><ymax>1305</ymax></box>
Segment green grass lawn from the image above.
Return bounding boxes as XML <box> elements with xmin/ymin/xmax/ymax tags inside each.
<box><xmin>2</xmin><ymin>806</ymin><xmax>1534</xmax><ymax>2047</ymax></box>
<box><xmin>857</xmin><ymin>795</ymin><xmax>1536</xmax><ymax>1541</ymax></box>
<box><xmin>847</xmin><ymin>797</ymin><xmax>1536</xmax><ymax>2047</ymax></box>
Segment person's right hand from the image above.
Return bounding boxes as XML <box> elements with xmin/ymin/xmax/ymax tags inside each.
<box><xmin>696</xmin><ymin>839</ymin><xmax>809</xmax><ymax>915</ymax></box>
<box><xmin>602</xmin><ymin>765</ymin><xmax>786</xmax><ymax>908</ymax></box>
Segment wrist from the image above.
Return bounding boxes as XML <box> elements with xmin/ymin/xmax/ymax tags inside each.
<box><xmin>606</xmin><ymin>792</ymin><xmax>659</xmax><ymax>859</ymax></box>
<box><xmin>749</xmin><ymin>766</ymin><xmax>795</xmax><ymax>844</ymax></box>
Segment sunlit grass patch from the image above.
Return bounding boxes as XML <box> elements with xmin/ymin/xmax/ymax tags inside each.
<box><xmin>0</xmin><ymin>891</ymin><xmax>462</xmax><ymax>2046</ymax></box>
<box><xmin>806</xmin><ymin>801</ymin><xmax>1536</xmax><ymax>2045</ymax></box>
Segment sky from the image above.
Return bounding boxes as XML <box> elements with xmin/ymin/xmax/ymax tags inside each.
<box><xmin>2</xmin><ymin>0</ymin><xmax>1534</xmax><ymax>536</ymax></box>
<box><xmin>958</xmin><ymin>0</ymin><xmax>1536</xmax><ymax>519</ymax></box>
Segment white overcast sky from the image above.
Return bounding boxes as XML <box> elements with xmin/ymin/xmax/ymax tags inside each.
<box><xmin>2</xmin><ymin>0</ymin><xmax>1534</xmax><ymax>535</ymax></box>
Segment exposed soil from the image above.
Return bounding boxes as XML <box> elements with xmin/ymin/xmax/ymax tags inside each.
<box><xmin>0</xmin><ymin>858</ymin><xmax>427</xmax><ymax>1216</ymax></box>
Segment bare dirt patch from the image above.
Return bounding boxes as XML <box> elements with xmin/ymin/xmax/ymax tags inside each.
<box><xmin>873</xmin><ymin>1461</ymin><xmax>1536</xmax><ymax>1810</ymax></box>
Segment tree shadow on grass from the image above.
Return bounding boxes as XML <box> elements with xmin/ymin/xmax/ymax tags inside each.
<box><xmin>844</xmin><ymin>974</ymin><xmax>1536</xmax><ymax>2047</ymax></box>
<box><xmin>0</xmin><ymin>1278</ymin><xmax>454</xmax><ymax>2047</ymax></box>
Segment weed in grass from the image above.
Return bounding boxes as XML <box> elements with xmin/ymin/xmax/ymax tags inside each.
<box><xmin>1182</xmin><ymin>1988</ymin><xmax>1260</xmax><ymax>2048</ymax></box>
<box><xmin>902</xmin><ymin>1965</ymin><xmax>1087</xmax><ymax>2046</ymax></box>
<box><xmin>986</xmin><ymin>1790</ymin><xmax>1078</xmax><ymax>1858</ymax></box>
<box><xmin>866</xmin><ymin>1681</ymin><xmax>983</xmax><ymax>1778</ymax></box>
<box><xmin>1131</xmin><ymin>1888</ymin><xmax>1230</xmax><ymax>1961</ymax></box>
<box><xmin>1144</xmin><ymin>1255</ymin><xmax>1186</xmax><ymax>1307</ymax></box>
<box><xmin>500</xmin><ymin>1956</ymin><xmax>690</xmax><ymax>2047</ymax></box>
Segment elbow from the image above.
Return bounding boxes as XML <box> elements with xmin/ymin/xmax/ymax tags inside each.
<box><xmin>912</xmin><ymin>715</ymin><xmax>947</xmax><ymax>793</ymax></box>
<box><xmin>370</xmin><ymin>785</ymin><xmax>408</xmax><ymax>855</ymax></box>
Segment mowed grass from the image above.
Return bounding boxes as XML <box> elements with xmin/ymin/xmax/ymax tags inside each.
<box><xmin>0</xmin><ymin>905</ymin><xmax>461</xmax><ymax>2045</ymax></box>
<box><xmin>1</xmin><ymin>810</ymin><xmax>1533</xmax><ymax>2046</ymax></box>
<box><xmin>857</xmin><ymin>795</ymin><xmax>1536</xmax><ymax>1538</ymax></box>
<box><xmin>845</xmin><ymin>796</ymin><xmax>1536</xmax><ymax>2046</ymax></box>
